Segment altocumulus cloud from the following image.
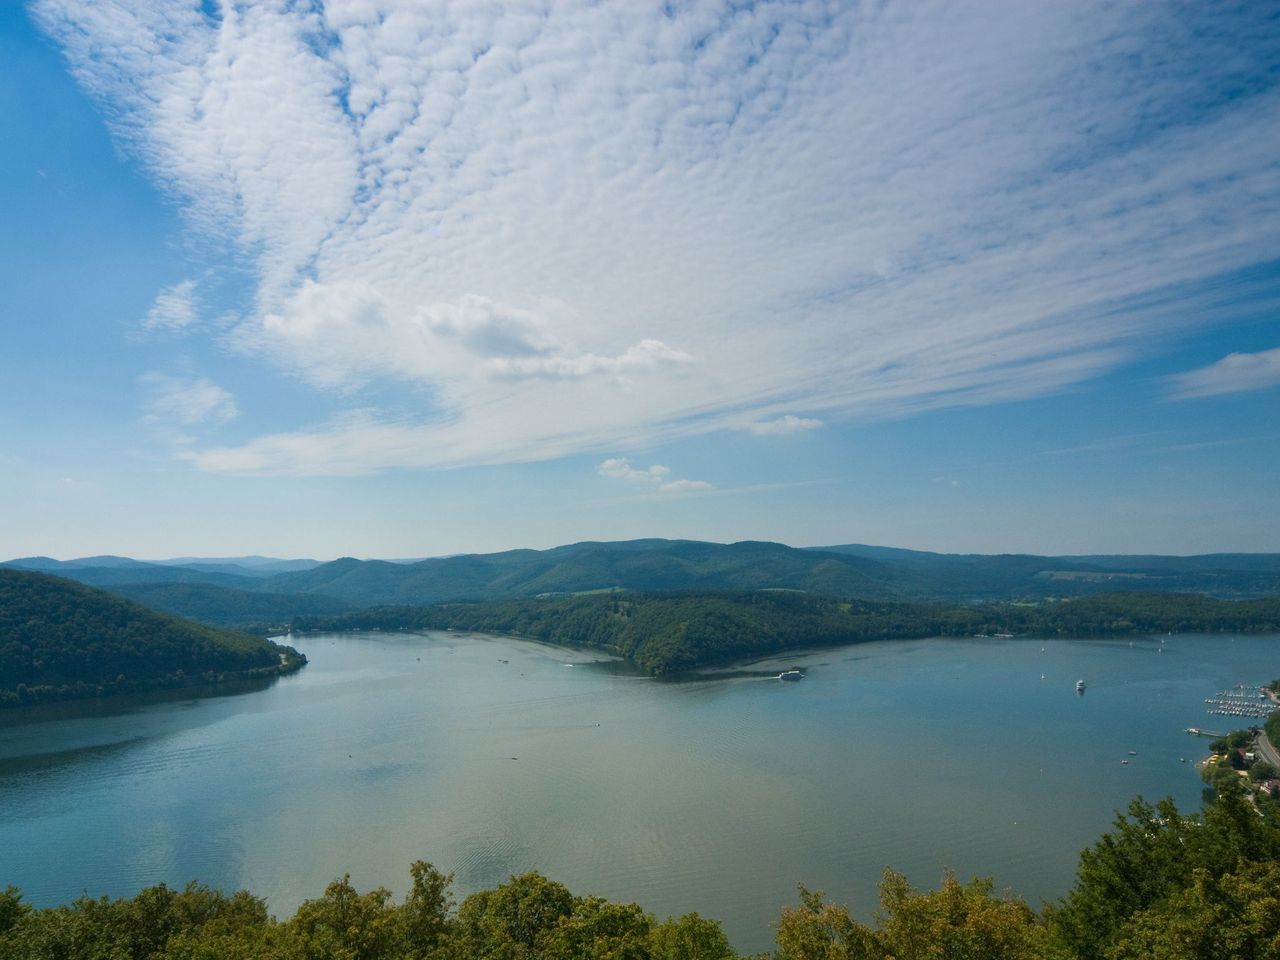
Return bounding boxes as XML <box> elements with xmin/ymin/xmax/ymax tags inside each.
<box><xmin>31</xmin><ymin>1</ymin><xmax>1280</xmax><ymax>475</ymax></box>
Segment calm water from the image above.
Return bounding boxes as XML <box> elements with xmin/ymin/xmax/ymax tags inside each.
<box><xmin>1</xmin><ymin>631</ymin><xmax>1275</xmax><ymax>952</ymax></box>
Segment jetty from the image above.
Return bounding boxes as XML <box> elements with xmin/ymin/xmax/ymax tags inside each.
<box><xmin>1185</xmin><ymin>727</ymin><xmax>1231</xmax><ymax>739</ymax></box>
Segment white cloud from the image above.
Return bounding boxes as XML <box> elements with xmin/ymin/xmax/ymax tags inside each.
<box><xmin>142</xmin><ymin>279</ymin><xmax>200</xmax><ymax>331</ymax></box>
<box><xmin>32</xmin><ymin>1</ymin><xmax>1280</xmax><ymax>475</ymax></box>
<box><xmin>598</xmin><ymin>458</ymin><xmax>671</xmax><ymax>484</ymax></box>
<box><xmin>748</xmin><ymin>415</ymin><xmax>824</xmax><ymax>436</ymax></box>
<box><xmin>141</xmin><ymin>373</ymin><xmax>238</xmax><ymax>428</ymax></box>
<box><xmin>488</xmin><ymin>339</ymin><xmax>692</xmax><ymax>381</ymax></box>
<box><xmin>1169</xmin><ymin>347</ymin><xmax>1280</xmax><ymax>399</ymax></box>
<box><xmin>598</xmin><ymin>458</ymin><xmax>711</xmax><ymax>495</ymax></box>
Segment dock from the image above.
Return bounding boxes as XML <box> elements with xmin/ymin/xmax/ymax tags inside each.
<box><xmin>1185</xmin><ymin>727</ymin><xmax>1231</xmax><ymax>739</ymax></box>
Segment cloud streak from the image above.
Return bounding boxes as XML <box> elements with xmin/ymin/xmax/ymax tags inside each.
<box><xmin>1169</xmin><ymin>348</ymin><xmax>1280</xmax><ymax>399</ymax></box>
<box><xmin>748</xmin><ymin>415</ymin><xmax>823</xmax><ymax>436</ymax></box>
<box><xmin>32</xmin><ymin>0</ymin><xmax>1280</xmax><ymax>475</ymax></box>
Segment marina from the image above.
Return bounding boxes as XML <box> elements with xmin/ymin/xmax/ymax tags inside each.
<box><xmin>1203</xmin><ymin>684</ymin><xmax>1274</xmax><ymax>719</ymax></box>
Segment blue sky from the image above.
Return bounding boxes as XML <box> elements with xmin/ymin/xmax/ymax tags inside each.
<box><xmin>2</xmin><ymin>0</ymin><xmax>1279</xmax><ymax>561</ymax></box>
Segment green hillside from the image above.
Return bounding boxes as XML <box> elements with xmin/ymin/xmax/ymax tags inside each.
<box><xmin>0</xmin><ymin>569</ymin><xmax>305</xmax><ymax>707</ymax></box>
<box><xmin>267</xmin><ymin>540</ymin><xmax>900</xmax><ymax>605</ymax></box>
<box><xmin>108</xmin><ymin>582</ymin><xmax>353</xmax><ymax>628</ymax></box>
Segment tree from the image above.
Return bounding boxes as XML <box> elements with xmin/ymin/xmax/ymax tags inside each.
<box><xmin>455</xmin><ymin>872</ymin><xmax>576</xmax><ymax>959</ymax></box>
<box><xmin>775</xmin><ymin>885</ymin><xmax>881</xmax><ymax>960</ymax></box>
<box><xmin>289</xmin><ymin>875</ymin><xmax>400</xmax><ymax>960</ymax></box>
<box><xmin>1104</xmin><ymin>863</ymin><xmax>1280</xmax><ymax>960</ymax></box>
<box><xmin>0</xmin><ymin>889</ymin><xmax>27</xmax><ymax>937</ymax></box>
<box><xmin>648</xmin><ymin>912</ymin><xmax>736</xmax><ymax>960</ymax></box>
<box><xmin>538</xmin><ymin>896</ymin><xmax>652</xmax><ymax>960</ymax></box>
<box><xmin>398</xmin><ymin>861</ymin><xmax>454</xmax><ymax>958</ymax></box>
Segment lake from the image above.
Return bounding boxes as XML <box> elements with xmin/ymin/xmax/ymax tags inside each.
<box><xmin>1</xmin><ymin>630</ymin><xmax>1275</xmax><ymax>953</ymax></box>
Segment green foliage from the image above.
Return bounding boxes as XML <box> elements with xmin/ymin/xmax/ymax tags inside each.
<box><xmin>0</xmin><ymin>889</ymin><xmax>27</xmax><ymax>937</ymax></box>
<box><xmin>1102</xmin><ymin>862</ymin><xmax>1280</xmax><ymax>960</ymax></box>
<box><xmin>775</xmin><ymin>885</ymin><xmax>879</xmax><ymax>960</ymax></box>
<box><xmin>109</xmin><ymin>582</ymin><xmax>353</xmax><ymax>629</ymax></box>
<box><xmin>0</xmin><ymin>569</ymin><xmax>304</xmax><ymax>708</ymax></box>
<box><xmin>455</xmin><ymin>872</ymin><xmax>577</xmax><ymax>959</ymax></box>
<box><xmin>0</xmin><ymin>882</ymin><xmax>271</xmax><ymax>960</ymax></box>
<box><xmin>775</xmin><ymin>871</ymin><xmax>1044</xmax><ymax>960</ymax></box>
<box><xmin>1250</xmin><ymin>760</ymin><xmax>1278</xmax><ymax>781</ymax></box>
<box><xmin>648</xmin><ymin>913</ymin><xmax>736</xmax><ymax>960</ymax></box>
<box><xmin>1266</xmin><ymin>709</ymin><xmax>1280</xmax><ymax>748</ymax></box>
<box><xmin>1047</xmin><ymin>792</ymin><xmax>1280</xmax><ymax>960</ymax></box>
<box><xmin>289</xmin><ymin>875</ymin><xmax>401</xmax><ymax>960</ymax></box>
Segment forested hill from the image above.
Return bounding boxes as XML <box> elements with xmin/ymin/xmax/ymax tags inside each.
<box><xmin>291</xmin><ymin>590</ymin><xmax>1280</xmax><ymax>675</ymax></box>
<box><xmin>0</xmin><ymin>569</ymin><xmax>304</xmax><ymax>707</ymax></box>
<box><xmin>7</xmin><ymin>541</ymin><xmax>1280</xmax><ymax>627</ymax></box>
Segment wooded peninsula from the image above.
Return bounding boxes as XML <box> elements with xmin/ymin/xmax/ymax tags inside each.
<box><xmin>291</xmin><ymin>590</ymin><xmax>1280</xmax><ymax>675</ymax></box>
<box><xmin>0</xmin><ymin>569</ymin><xmax>305</xmax><ymax>708</ymax></box>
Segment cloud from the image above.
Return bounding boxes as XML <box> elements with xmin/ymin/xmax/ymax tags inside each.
<box><xmin>31</xmin><ymin>1</ymin><xmax>1280</xmax><ymax>475</ymax></box>
<box><xmin>598</xmin><ymin>458</ymin><xmax>711</xmax><ymax>495</ymax></box>
<box><xmin>140</xmin><ymin>373</ymin><xmax>238</xmax><ymax>428</ymax></box>
<box><xmin>1169</xmin><ymin>347</ymin><xmax>1280</xmax><ymax>399</ymax></box>
<box><xmin>488</xmin><ymin>339</ymin><xmax>692</xmax><ymax>381</ymax></box>
<box><xmin>142</xmin><ymin>279</ymin><xmax>200</xmax><ymax>331</ymax></box>
<box><xmin>748</xmin><ymin>415</ymin><xmax>824</xmax><ymax>436</ymax></box>
<box><xmin>599</xmin><ymin>458</ymin><xmax>671</xmax><ymax>484</ymax></box>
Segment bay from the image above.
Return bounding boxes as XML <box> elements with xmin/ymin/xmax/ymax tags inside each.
<box><xmin>0</xmin><ymin>630</ymin><xmax>1274</xmax><ymax>953</ymax></box>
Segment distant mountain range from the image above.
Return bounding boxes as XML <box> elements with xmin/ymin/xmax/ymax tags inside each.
<box><xmin>4</xmin><ymin>540</ymin><xmax>1279</xmax><ymax>629</ymax></box>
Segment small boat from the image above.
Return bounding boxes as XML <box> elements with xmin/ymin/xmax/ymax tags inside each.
<box><xmin>1076</xmin><ymin>679</ymin><xmax>1086</xmax><ymax>693</ymax></box>
<box><xmin>1128</xmin><ymin>750</ymin><xmax>1137</xmax><ymax>756</ymax></box>
<box><xmin>1121</xmin><ymin>759</ymin><xmax>1129</xmax><ymax>765</ymax></box>
<box><xmin>778</xmin><ymin>670</ymin><xmax>804</xmax><ymax>682</ymax></box>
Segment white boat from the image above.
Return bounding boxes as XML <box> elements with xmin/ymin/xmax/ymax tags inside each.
<box><xmin>778</xmin><ymin>670</ymin><xmax>804</xmax><ymax>682</ymax></box>
<box><xmin>1075</xmin><ymin>679</ymin><xmax>1086</xmax><ymax>693</ymax></box>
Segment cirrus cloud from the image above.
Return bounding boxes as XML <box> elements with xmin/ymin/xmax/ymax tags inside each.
<box><xmin>748</xmin><ymin>415</ymin><xmax>824</xmax><ymax>436</ymax></box>
<box><xmin>31</xmin><ymin>0</ymin><xmax>1280</xmax><ymax>475</ymax></box>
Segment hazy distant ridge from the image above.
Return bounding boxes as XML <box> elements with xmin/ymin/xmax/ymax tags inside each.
<box><xmin>4</xmin><ymin>540</ymin><xmax>1279</xmax><ymax>630</ymax></box>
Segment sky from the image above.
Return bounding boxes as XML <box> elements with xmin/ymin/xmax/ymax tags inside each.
<box><xmin>2</xmin><ymin>0</ymin><xmax>1279</xmax><ymax>561</ymax></box>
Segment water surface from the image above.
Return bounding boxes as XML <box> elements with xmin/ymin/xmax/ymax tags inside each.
<box><xmin>1</xmin><ymin>631</ymin><xmax>1274</xmax><ymax>953</ymax></box>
